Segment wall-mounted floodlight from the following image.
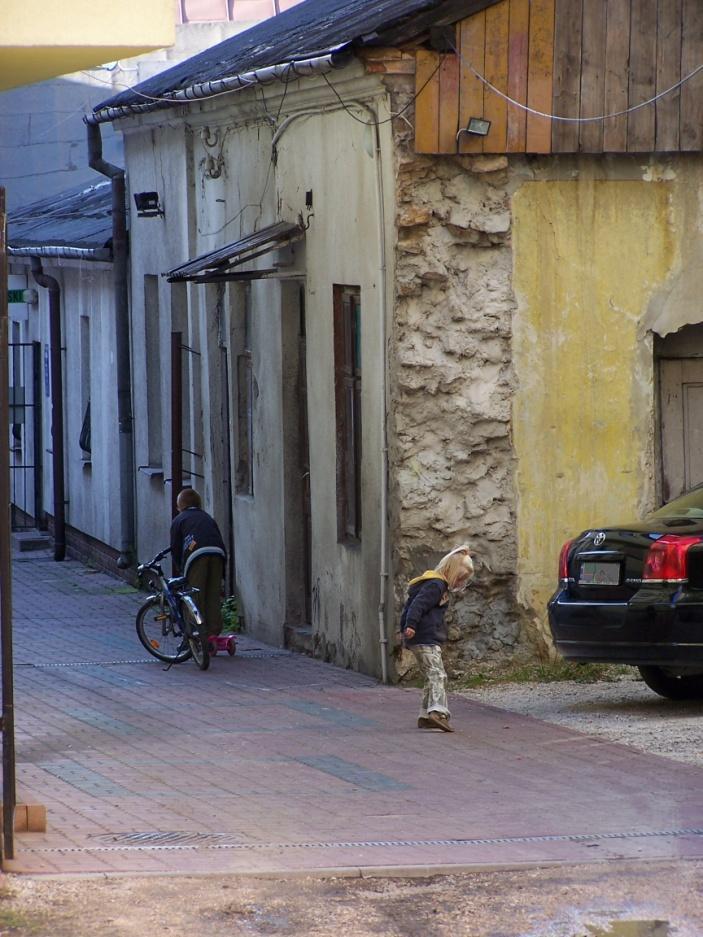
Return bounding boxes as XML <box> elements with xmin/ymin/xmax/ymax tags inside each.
<box><xmin>133</xmin><ymin>192</ymin><xmax>164</xmax><ymax>218</ymax></box>
<box><xmin>456</xmin><ymin>118</ymin><xmax>492</xmax><ymax>140</ymax></box>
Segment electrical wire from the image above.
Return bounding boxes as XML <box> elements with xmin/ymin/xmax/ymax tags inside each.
<box><xmin>320</xmin><ymin>55</ymin><xmax>444</xmax><ymax>126</ymax></box>
<box><xmin>79</xmin><ymin>69</ymin><xmax>257</xmax><ymax>106</ymax></box>
<box><xmin>446</xmin><ymin>38</ymin><xmax>703</xmax><ymax>124</ymax></box>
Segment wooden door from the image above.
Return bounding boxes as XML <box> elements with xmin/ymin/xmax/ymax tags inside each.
<box><xmin>660</xmin><ymin>358</ymin><xmax>703</xmax><ymax>502</ymax></box>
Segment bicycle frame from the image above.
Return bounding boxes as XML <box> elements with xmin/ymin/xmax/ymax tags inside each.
<box><xmin>137</xmin><ymin>549</ymin><xmax>202</xmax><ymax>634</ymax></box>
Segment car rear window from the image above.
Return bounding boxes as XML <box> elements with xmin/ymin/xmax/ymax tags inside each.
<box><xmin>650</xmin><ymin>487</ymin><xmax>703</xmax><ymax>519</ymax></box>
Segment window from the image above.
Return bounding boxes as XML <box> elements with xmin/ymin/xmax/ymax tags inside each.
<box><xmin>235</xmin><ymin>288</ymin><xmax>253</xmax><ymax>495</ymax></box>
<box><xmin>79</xmin><ymin>315</ymin><xmax>91</xmax><ymax>457</ymax></box>
<box><xmin>333</xmin><ymin>285</ymin><xmax>361</xmax><ymax>542</ymax></box>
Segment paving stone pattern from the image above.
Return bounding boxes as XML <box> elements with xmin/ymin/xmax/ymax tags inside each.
<box><xmin>6</xmin><ymin>553</ymin><xmax>703</xmax><ymax>875</ymax></box>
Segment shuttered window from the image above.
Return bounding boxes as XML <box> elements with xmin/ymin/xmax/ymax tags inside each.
<box><xmin>333</xmin><ymin>285</ymin><xmax>362</xmax><ymax>543</ymax></box>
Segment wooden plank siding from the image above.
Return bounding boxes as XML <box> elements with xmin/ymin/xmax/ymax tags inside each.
<box><xmin>506</xmin><ymin>0</ymin><xmax>529</xmax><ymax>152</ymax></box>
<box><xmin>602</xmin><ymin>0</ymin><xmax>630</xmax><ymax>151</ymax></box>
<box><xmin>579</xmin><ymin>0</ymin><xmax>606</xmax><ymax>152</ymax></box>
<box><xmin>483</xmin><ymin>0</ymin><xmax>510</xmax><ymax>152</ymax></box>
<box><xmin>627</xmin><ymin>0</ymin><xmax>658</xmax><ymax>151</ymax></box>
<box><xmin>415</xmin><ymin>50</ymin><xmax>441</xmax><ymax>153</ymax></box>
<box><xmin>680</xmin><ymin>0</ymin><xmax>703</xmax><ymax>150</ymax></box>
<box><xmin>655</xmin><ymin>0</ymin><xmax>682</xmax><ymax>152</ymax></box>
<box><xmin>551</xmin><ymin>0</ymin><xmax>582</xmax><ymax>152</ymax></box>
<box><xmin>414</xmin><ymin>0</ymin><xmax>703</xmax><ymax>155</ymax></box>
<box><xmin>458</xmin><ymin>11</ymin><xmax>486</xmax><ymax>154</ymax></box>
<box><xmin>438</xmin><ymin>53</ymin><xmax>461</xmax><ymax>152</ymax></box>
<box><xmin>525</xmin><ymin>0</ymin><xmax>556</xmax><ymax>152</ymax></box>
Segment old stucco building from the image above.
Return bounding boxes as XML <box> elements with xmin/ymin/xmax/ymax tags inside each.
<box><xmin>20</xmin><ymin>0</ymin><xmax>703</xmax><ymax>680</ymax></box>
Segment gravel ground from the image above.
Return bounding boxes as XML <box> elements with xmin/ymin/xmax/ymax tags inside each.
<box><xmin>2</xmin><ymin>859</ymin><xmax>703</xmax><ymax>937</ymax></box>
<box><xmin>457</xmin><ymin>669</ymin><xmax>703</xmax><ymax>767</ymax></box>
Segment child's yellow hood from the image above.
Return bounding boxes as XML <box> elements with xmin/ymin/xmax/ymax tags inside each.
<box><xmin>408</xmin><ymin>570</ymin><xmax>448</xmax><ymax>588</ymax></box>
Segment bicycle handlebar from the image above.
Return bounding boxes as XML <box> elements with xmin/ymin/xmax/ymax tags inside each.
<box><xmin>137</xmin><ymin>546</ymin><xmax>172</xmax><ymax>572</ymax></box>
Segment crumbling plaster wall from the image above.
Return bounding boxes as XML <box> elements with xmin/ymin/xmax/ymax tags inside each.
<box><xmin>374</xmin><ymin>55</ymin><xmax>701</xmax><ymax>675</ymax></box>
<box><xmin>375</xmin><ymin>61</ymin><xmax>532</xmax><ymax>676</ymax></box>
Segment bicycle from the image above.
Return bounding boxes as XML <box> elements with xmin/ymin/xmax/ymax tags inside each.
<box><xmin>135</xmin><ymin>547</ymin><xmax>210</xmax><ymax>670</ymax></box>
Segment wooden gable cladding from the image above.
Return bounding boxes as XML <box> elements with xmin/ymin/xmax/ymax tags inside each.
<box><xmin>414</xmin><ymin>0</ymin><xmax>703</xmax><ymax>155</ymax></box>
<box><xmin>415</xmin><ymin>0</ymin><xmax>555</xmax><ymax>154</ymax></box>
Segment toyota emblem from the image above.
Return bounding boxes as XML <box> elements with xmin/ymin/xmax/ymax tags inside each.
<box><xmin>593</xmin><ymin>531</ymin><xmax>606</xmax><ymax>546</ymax></box>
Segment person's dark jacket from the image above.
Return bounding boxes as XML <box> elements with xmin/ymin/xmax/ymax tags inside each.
<box><xmin>169</xmin><ymin>507</ymin><xmax>226</xmax><ymax>576</ymax></box>
<box><xmin>400</xmin><ymin>576</ymin><xmax>449</xmax><ymax>646</ymax></box>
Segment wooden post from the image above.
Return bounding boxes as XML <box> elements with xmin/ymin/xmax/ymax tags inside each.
<box><xmin>0</xmin><ymin>188</ymin><xmax>16</xmax><ymax>861</ymax></box>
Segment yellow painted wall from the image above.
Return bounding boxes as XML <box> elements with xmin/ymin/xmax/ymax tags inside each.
<box><xmin>0</xmin><ymin>0</ymin><xmax>174</xmax><ymax>90</ymax></box>
<box><xmin>512</xmin><ymin>180</ymin><xmax>676</xmax><ymax>643</ymax></box>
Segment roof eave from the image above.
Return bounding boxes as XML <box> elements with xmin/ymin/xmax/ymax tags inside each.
<box><xmin>87</xmin><ymin>48</ymin><xmax>352</xmax><ymax>126</ymax></box>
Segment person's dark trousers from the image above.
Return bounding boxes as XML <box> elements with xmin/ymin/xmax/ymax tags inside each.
<box><xmin>186</xmin><ymin>556</ymin><xmax>224</xmax><ymax>638</ymax></box>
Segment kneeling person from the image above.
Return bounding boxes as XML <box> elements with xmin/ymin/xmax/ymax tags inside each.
<box><xmin>170</xmin><ymin>488</ymin><xmax>227</xmax><ymax>640</ymax></box>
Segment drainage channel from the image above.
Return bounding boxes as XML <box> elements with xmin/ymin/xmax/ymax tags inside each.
<box><xmin>22</xmin><ymin>827</ymin><xmax>703</xmax><ymax>854</ymax></box>
<box><xmin>17</xmin><ymin>649</ymin><xmax>290</xmax><ymax>668</ymax></box>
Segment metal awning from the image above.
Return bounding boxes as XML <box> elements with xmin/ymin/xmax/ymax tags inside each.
<box><xmin>164</xmin><ymin>221</ymin><xmax>305</xmax><ymax>283</ymax></box>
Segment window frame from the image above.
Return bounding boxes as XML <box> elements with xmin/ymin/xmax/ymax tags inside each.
<box><xmin>333</xmin><ymin>284</ymin><xmax>362</xmax><ymax>544</ymax></box>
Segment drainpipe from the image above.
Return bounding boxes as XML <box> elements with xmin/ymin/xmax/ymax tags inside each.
<box><xmin>30</xmin><ymin>257</ymin><xmax>65</xmax><ymax>562</ymax></box>
<box><xmin>365</xmin><ymin>103</ymin><xmax>391</xmax><ymax>686</ymax></box>
<box><xmin>85</xmin><ymin>120</ymin><xmax>134</xmax><ymax>569</ymax></box>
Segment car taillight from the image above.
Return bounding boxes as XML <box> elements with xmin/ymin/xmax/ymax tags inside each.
<box><xmin>642</xmin><ymin>534</ymin><xmax>703</xmax><ymax>583</ymax></box>
<box><xmin>558</xmin><ymin>539</ymin><xmax>575</xmax><ymax>582</ymax></box>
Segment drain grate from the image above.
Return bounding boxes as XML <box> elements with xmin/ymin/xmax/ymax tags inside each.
<box><xmin>24</xmin><ymin>827</ymin><xmax>703</xmax><ymax>854</ymax></box>
<box><xmin>18</xmin><ymin>660</ymin><xmax>158</xmax><ymax>668</ymax></box>
<box><xmin>237</xmin><ymin>650</ymin><xmax>291</xmax><ymax>658</ymax></box>
<box><xmin>95</xmin><ymin>831</ymin><xmax>234</xmax><ymax>847</ymax></box>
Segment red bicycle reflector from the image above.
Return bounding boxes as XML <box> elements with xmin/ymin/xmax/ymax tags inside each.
<box><xmin>642</xmin><ymin>534</ymin><xmax>703</xmax><ymax>582</ymax></box>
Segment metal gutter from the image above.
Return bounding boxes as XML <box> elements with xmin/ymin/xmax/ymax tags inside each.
<box><xmin>8</xmin><ymin>246</ymin><xmax>111</xmax><ymax>262</ymax></box>
<box><xmin>86</xmin><ymin>50</ymin><xmax>350</xmax><ymax>125</ymax></box>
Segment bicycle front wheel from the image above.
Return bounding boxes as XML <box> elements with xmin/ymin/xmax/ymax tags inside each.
<box><xmin>136</xmin><ymin>596</ymin><xmax>192</xmax><ymax>663</ymax></box>
<box><xmin>181</xmin><ymin>595</ymin><xmax>210</xmax><ymax>671</ymax></box>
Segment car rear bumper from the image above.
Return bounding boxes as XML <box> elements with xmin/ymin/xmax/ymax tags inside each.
<box><xmin>548</xmin><ymin>589</ymin><xmax>703</xmax><ymax>666</ymax></box>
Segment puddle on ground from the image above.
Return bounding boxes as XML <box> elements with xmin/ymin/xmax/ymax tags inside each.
<box><xmin>587</xmin><ymin>921</ymin><xmax>671</xmax><ymax>937</ymax></box>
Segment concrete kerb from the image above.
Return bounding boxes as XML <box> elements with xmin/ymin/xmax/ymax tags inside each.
<box><xmin>9</xmin><ymin>855</ymin><xmax>703</xmax><ymax>882</ymax></box>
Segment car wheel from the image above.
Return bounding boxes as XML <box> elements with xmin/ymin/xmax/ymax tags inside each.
<box><xmin>638</xmin><ymin>665</ymin><xmax>703</xmax><ymax>700</ymax></box>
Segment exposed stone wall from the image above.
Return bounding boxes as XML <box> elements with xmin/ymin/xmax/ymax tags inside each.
<box><xmin>371</xmin><ymin>59</ymin><xmax>535</xmax><ymax>676</ymax></box>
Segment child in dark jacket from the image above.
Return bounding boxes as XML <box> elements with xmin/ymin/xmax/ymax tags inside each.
<box><xmin>401</xmin><ymin>545</ymin><xmax>474</xmax><ymax>732</ymax></box>
<box><xmin>170</xmin><ymin>488</ymin><xmax>227</xmax><ymax>640</ymax></box>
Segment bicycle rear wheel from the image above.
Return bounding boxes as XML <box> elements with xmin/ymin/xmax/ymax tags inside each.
<box><xmin>181</xmin><ymin>595</ymin><xmax>210</xmax><ymax>671</ymax></box>
<box><xmin>136</xmin><ymin>596</ymin><xmax>192</xmax><ymax>663</ymax></box>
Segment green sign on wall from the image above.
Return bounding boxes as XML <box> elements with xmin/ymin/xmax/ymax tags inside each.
<box><xmin>7</xmin><ymin>290</ymin><xmax>25</xmax><ymax>303</ymax></box>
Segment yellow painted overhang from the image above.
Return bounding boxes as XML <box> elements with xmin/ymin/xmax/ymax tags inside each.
<box><xmin>0</xmin><ymin>0</ymin><xmax>175</xmax><ymax>90</ymax></box>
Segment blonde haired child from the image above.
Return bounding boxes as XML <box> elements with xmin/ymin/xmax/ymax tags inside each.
<box><xmin>401</xmin><ymin>545</ymin><xmax>474</xmax><ymax>732</ymax></box>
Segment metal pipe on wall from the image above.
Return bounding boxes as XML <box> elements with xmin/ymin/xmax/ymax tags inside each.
<box><xmin>30</xmin><ymin>257</ymin><xmax>65</xmax><ymax>562</ymax></box>
<box><xmin>85</xmin><ymin>120</ymin><xmax>135</xmax><ymax>569</ymax></box>
<box><xmin>0</xmin><ymin>187</ymin><xmax>17</xmax><ymax>860</ymax></box>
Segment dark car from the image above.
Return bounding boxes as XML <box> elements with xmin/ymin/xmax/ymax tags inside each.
<box><xmin>548</xmin><ymin>486</ymin><xmax>703</xmax><ymax>700</ymax></box>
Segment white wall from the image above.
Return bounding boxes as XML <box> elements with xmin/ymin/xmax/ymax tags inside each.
<box><xmin>7</xmin><ymin>258</ymin><xmax>122</xmax><ymax>548</ymax></box>
<box><xmin>124</xmin><ymin>124</ymin><xmax>193</xmax><ymax>569</ymax></box>
<box><xmin>120</xmin><ymin>67</ymin><xmax>396</xmax><ymax>675</ymax></box>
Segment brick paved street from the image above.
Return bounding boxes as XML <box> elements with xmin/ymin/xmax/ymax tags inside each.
<box><xmin>5</xmin><ymin>551</ymin><xmax>703</xmax><ymax>875</ymax></box>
